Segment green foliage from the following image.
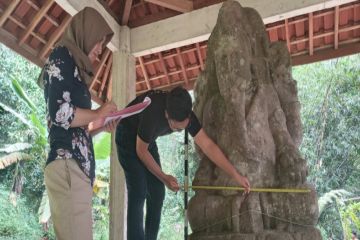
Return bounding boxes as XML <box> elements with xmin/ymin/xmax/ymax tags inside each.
<box><xmin>318</xmin><ymin>189</ymin><xmax>351</xmax><ymax>215</ymax></box>
<box><xmin>0</xmin><ymin>187</ymin><xmax>44</xmax><ymax>239</ymax></box>
<box><xmin>92</xmin><ymin>157</ymin><xmax>111</xmax><ymax>240</ymax></box>
<box><xmin>0</xmin><ymin>143</ymin><xmax>32</xmax><ymax>153</ymax></box>
<box><xmin>157</xmin><ymin>131</ymin><xmax>199</xmax><ymax>240</ymax></box>
<box><xmin>93</xmin><ymin>133</ymin><xmax>111</xmax><ymax>161</ymax></box>
<box><xmin>11</xmin><ymin>78</ymin><xmax>37</xmax><ymax>112</ymax></box>
<box><xmin>293</xmin><ymin>54</ymin><xmax>360</xmax><ymax>239</ymax></box>
<box><xmin>341</xmin><ymin>201</ymin><xmax>360</xmax><ymax>237</ymax></box>
<box><xmin>0</xmin><ymin>44</ymin><xmax>43</xmax><ymax>148</ymax></box>
<box><xmin>38</xmin><ymin>190</ymin><xmax>51</xmax><ymax>225</ymax></box>
<box><xmin>0</xmin><ymin>44</ymin><xmax>47</xmax><ymax>239</ymax></box>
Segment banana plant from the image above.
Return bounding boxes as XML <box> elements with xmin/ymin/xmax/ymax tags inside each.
<box><xmin>0</xmin><ymin>77</ymin><xmax>47</xmax><ymax>206</ymax></box>
<box><xmin>318</xmin><ymin>189</ymin><xmax>360</xmax><ymax>238</ymax></box>
<box><xmin>2</xmin><ymin>76</ymin><xmax>114</xmax><ymax>226</ymax></box>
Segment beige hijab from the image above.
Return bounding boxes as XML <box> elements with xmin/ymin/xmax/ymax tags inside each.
<box><xmin>38</xmin><ymin>7</ymin><xmax>114</xmax><ymax>87</ymax></box>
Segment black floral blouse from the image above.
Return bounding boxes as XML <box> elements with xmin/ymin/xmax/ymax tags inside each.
<box><xmin>43</xmin><ymin>46</ymin><xmax>95</xmax><ymax>185</ymax></box>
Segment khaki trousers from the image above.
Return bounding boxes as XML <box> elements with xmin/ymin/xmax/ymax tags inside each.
<box><xmin>44</xmin><ymin>158</ymin><xmax>93</xmax><ymax>240</ymax></box>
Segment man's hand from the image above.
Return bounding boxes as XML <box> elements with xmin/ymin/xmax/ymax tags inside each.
<box><xmin>234</xmin><ymin>174</ymin><xmax>250</xmax><ymax>194</ymax></box>
<box><xmin>163</xmin><ymin>174</ymin><xmax>179</xmax><ymax>192</ymax></box>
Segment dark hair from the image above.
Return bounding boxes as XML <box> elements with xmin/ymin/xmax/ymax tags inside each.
<box><xmin>166</xmin><ymin>87</ymin><xmax>192</xmax><ymax>121</ymax></box>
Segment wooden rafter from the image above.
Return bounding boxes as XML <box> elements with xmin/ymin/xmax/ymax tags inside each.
<box><xmin>135</xmin><ymin>44</ymin><xmax>207</xmax><ymax>66</ymax></box>
<box><xmin>39</xmin><ymin>14</ymin><xmax>72</xmax><ymax>60</ymax></box>
<box><xmin>106</xmin><ymin>75</ymin><xmax>113</xmax><ymax>101</ymax></box>
<box><xmin>3</xmin><ymin>13</ymin><xmax>47</xmax><ymax>44</ymax></box>
<box><xmin>0</xmin><ymin>28</ymin><xmax>43</xmax><ymax>67</ymax></box>
<box><xmin>285</xmin><ymin>18</ymin><xmax>291</xmax><ymax>52</ymax></box>
<box><xmin>293</xmin><ymin>41</ymin><xmax>360</xmax><ymax>66</ymax></box>
<box><xmin>195</xmin><ymin>43</ymin><xmax>204</xmax><ymax>70</ymax></box>
<box><xmin>144</xmin><ymin>0</ymin><xmax>193</xmax><ymax>13</ymax></box>
<box><xmin>334</xmin><ymin>6</ymin><xmax>339</xmax><ymax>49</ymax></box>
<box><xmin>158</xmin><ymin>52</ymin><xmax>171</xmax><ymax>84</ymax></box>
<box><xmin>99</xmin><ymin>54</ymin><xmax>113</xmax><ymax>97</ymax></box>
<box><xmin>290</xmin><ymin>23</ymin><xmax>360</xmax><ymax>45</ymax></box>
<box><xmin>26</xmin><ymin>0</ymin><xmax>59</xmax><ymax>27</ymax></box>
<box><xmin>19</xmin><ymin>0</ymin><xmax>54</xmax><ymax>45</ymax></box>
<box><xmin>136</xmin><ymin>64</ymin><xmax>200</xmax><ymax>84</ymax></box>
<box><xmin>90</xmin><ymin>48</ymin><xmax>111</xmax><ymax>89</ymax></box>
<box><xmin>266</xmin><ymin>4</ymin><xmax>358</xmax><ymax>32</ymax></box>
<box><xmin>121</xmin><ymin>0</ymin><xmax>133</xmax><ymax>25</ymax></box>
<box><xmin>176</xmin><ymin>48</ymin><xmax>189</xmax><ymax>87</ymax></box>
<box><xmin>193</xmin><ymin>0</ymin><xmax>224</xmax><ymax>9</ymax></box>
<box><xmin>309</xmin><ymin>13</ymin><xmax>314</xmax><ymax>55</ymax></box>
<box><xmin>137</xmin><ymin>77</ymin><xmax>197</xmax><ymax>95</ymax></box>
<box><xmin>90</xmin><ymin>91</ymin><xmax>104</xmax><ymax>105</ymax></box>
<box><xmin>139</xmin><ymin>56</ymin><xmax>151</xmax><ymax>90</ymax></box>
<box><xmin>128</xmin><ymin>9</ymin><xmax>178</xmax><ymax>28</ymax></box>
<box><xmin>0</xmin><ymin>0</ymin><xmax>21</xmax><ymax>27</ymax></box>
<box><xmin>97</xmin><ymin>0</ymin><xmax>121</xmax><ymax>23</ymax></box>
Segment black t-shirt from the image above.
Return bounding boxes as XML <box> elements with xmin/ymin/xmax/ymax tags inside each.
<box><xmin>119</xmin><ymin>90</ymin><xmax>202</xmax><ymax>144</ymax></box>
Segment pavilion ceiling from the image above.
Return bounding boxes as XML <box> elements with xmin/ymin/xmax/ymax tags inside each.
<box><xmin>0</xmin><ymin>0</ymin><xmax>359</xmax><ymax>103</ymax></box>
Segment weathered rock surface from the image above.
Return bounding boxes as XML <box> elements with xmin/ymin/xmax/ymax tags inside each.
<box><xmin>188</xmin><ymin>1</ymin><xmax>321</xmax><ymax>239</ymax></box>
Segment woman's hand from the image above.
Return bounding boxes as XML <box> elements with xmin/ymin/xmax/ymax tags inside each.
<box><xmin>103</xmin><ymin>119</ymin><xmax>120</xmax><ymax>133</ymax></box>
<box><xmin>96</xmin><ymin>100</ymin><xmax>117</xmax><ymax>118</ymax></box>
<box><xmin>163</xmin><ymin>174</ymin><xmax>179</xmax><ymax>192</ymax></box>
<box><xmin>234</xmin><ymin>174</ymin><xmax>251</xmax><ymax>194</ymax></box>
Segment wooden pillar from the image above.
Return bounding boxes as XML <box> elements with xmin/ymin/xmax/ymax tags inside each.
<box><xmin>109</xmin><ymin>26</ymin><xmax>136</xmax><ymax>240</ymax></box>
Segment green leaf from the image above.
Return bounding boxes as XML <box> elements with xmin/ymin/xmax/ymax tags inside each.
<box><xmin>93</xmin><ymin>133</ymin><xmax>111</xmax><ymax>160</ymax></box>
<box><xmin>0</xmin><ymin>143</ymin><xmax>32</xmax><ymax>153</ymax></box>
<box><xmin>318</xmin><ymin>189</ymin><xmax>352</xmax><ymax>215</ymax></box>
<box><xmin>38</xmin><ymin>190</ymin><xmax>51</xmax><ymax>224</ymax></box>
<box><xmin>29</xmin><ymin>112</ymin><xmax>46</xmax><ymax>138</ymax></box>
<box><xmin>11</xmin><ymin>77</ymin><xmax>37</xmax><ymax>112</ymax></box>
<box><xmin>0</xmin><ymin>152</ymin><xmax>32</xmax><ymax>169</ymax></box>
<box><xmin>0</xmin><ymin>101</ymin><xmax>32</xmax><ymax>127</ymax></box>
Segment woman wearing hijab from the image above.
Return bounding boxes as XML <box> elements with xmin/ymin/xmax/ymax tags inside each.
<box><xmin>39</xmin><ymin>7</ymin><xmax>116</xmax><ymax>240</ymax></box>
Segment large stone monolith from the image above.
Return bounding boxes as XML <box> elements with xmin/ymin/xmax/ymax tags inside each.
<box><xmin>188</xmin><ymin>1</ymin><xmax>322</xmax><ymax>240</ymax></box>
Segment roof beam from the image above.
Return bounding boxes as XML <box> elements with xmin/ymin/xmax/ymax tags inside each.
<box><xmin>334</xmin><ymin>6</ymin><xmax>339</xmax><ymax>49</ymax></box>
<box><xmin>19</xmin><ymin>0</ymin><xmax>54</xmax><ymax>45</ymax></box>
<box><xmin>2</xmin><ymin>12</ymin><xmax>47</xmax><ymax>44</ymax></box>
<box><xmin>120</xmin><ymin>0</ymin><xmax>133</xmax><ymax>25</ymax></box>
<box><xmin>139</xmin><ymin>57</ymin><xmax>151</xmax><ymax>89</ymax></box>
<box><xmin>99</xmin><ymin>54</ymin><xmax>113</xmax><ymax>97</ymax></box>
<box><xmin>309</xmin><ymin>12</ymin><xmax>314</xmax><ymax>55</ymax></box>
<box><xmin>137</xmin><ymin>63</ymin><xmax>199</xmax><ymax>84</ymax></box>
<box><xmin>195</xmin><ymin>43</ymin><xmax>204</xmax><ymax>71</ymax></box>
<box><xmin>144</xmin><ymin>0</ymin><xmax>193</xmax><ymax>13</ymax></box>
<box><xmin>128</xmin><ymin>9</ymin><xmax>178</xmax><ymax>28</ymax></box>
<box><xmin>39</xmin><ymin>14</ymin><xmax>72</xmax><ymax>60</ymax></box>
<box><xmin>27</xmin><ymin>0</ymin><xmax>60</xmax><ymax>27</ymax></box>
<box><xmin>176</xmin><ymin>48</ymin><xmax>189</xmax><ymax>87</ymax></box>
<box><xmin>90</xmin><ymin>48</ymin><xmax>111</xmax><ymax>89</ymax></box>
<box><xmin>158</xmin><ymin>52</ymin><xmax>171</xmax><ymax>84</ymax></box>
<box><xmin>0</xmin><ymin>0</ymin><xmax>21</xmax><ymax>27</ymax></box>
<box><xmin>131</xmin><ymin>0</ymin><xmax>358</xmax><ymax>57</ymax></box>
<box><xmin>292</xmin><ymin>41</ymin><xmax>360</xmax><ymax>65</ymax></box>
<box><xmin>285</xmin><ymin>19</ymin><xmax>291</xmax><ymax>52</ymax></box>
<box><xmin>0</xmin><ymin>28</ymin><xmax>43</xmax><ymax>67</ymax></box>
<box><xmin>137</xmin><ymin>77</ymin><xmax>196</xmax><ymax>95</ymax></box>
<box><xmin>106</xmin><ymin>75</ymin><xmax>113</xmax><ymax>101</ymax></box>
<box><xmin>54</xmin><ymin>0</ymin><xmax>121</xmax><ymax>51</ymax></box>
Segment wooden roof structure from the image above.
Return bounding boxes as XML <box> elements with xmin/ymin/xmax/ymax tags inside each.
<box><xmin>0</xmin><ymin>0</ymin><xmax>359</xmax><ymax>104</ymax></box>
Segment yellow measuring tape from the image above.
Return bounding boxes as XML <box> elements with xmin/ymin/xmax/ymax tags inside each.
<box><xmin>186</xmin><ymin>185</ymin><xmax>311</xmax><ymax>193</ymax></box>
